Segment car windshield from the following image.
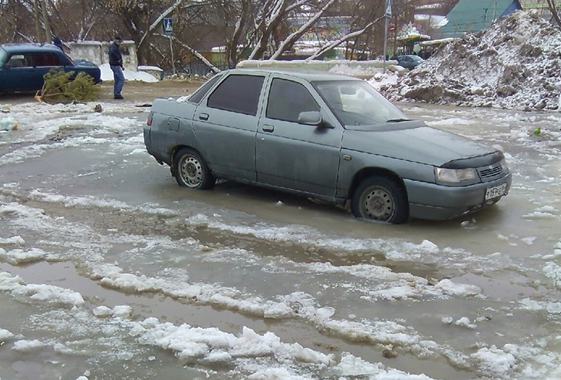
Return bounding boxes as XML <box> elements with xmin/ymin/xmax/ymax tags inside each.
<box><xmin>314</xmin><ymin>80</ymin><xmax>408</xmax><ymax>127</ymax></box>
<box><xmin>411</xmin><ymin>55</ymin><xmax>424</xmax><ymax>63</ymax></box>
<box><xmin>0</xmin><ymin>48</ymin><xmax>7</xmax><ymax>66</ymax></box>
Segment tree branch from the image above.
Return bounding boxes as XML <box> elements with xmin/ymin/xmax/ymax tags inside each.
<box><xmin>270</xmin><ymin>0</ymin><xmax>337</xmax><ymax>60</ymax></box>
<box><xmin>306</xmin><ymin>15</ymin><xmax>384</xmax><ymax>61</ymax></box>
<box><xmin>154</xmin><ymin>33</ymin><xmax>221</xmax><ymax>73</ymax></box>
<box><xmin>547</xmin><ymin>0</ymin><xmax>561</xmax><ymax>27</ymax></box>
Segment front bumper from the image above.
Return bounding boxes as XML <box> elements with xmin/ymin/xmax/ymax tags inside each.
<box><xmin>404</xmin><ymin>173</ymin><xmax>512</xmax><ymax>220</ymax></box>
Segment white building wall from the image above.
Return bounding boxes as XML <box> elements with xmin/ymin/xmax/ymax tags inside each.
<box><xmin>66</xmin><ymin>41</ymin><xmax>138</xmax><ymax>71</ymax></box>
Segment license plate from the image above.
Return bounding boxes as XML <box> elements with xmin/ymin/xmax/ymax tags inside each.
<box><xmin>485</xmin><ymin>183</ymin><xmax>507</xmax><ymax>200</ymax></box>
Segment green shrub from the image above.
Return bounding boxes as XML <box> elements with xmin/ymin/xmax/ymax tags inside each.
<box><xmin>36</xmin><ymin>69</ymin><xmax>100</xmax><ymax>104</ymax></box>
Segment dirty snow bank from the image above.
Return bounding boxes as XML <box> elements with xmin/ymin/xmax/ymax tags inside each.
<box><xmin>382</xmin><ymin>11</ymin><xmax>561</xmax><ymax>110</ymax></box>
<box><xmin>100</xmin><ymin>63</ymin><xmax>158</xmax><ymax>82</ymax></box>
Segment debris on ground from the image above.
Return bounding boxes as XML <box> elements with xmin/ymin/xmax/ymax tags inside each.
<box><xmin>0</xmin><ymin>117</ymin><xmax>18</xmax><ymax>131</ymax></box>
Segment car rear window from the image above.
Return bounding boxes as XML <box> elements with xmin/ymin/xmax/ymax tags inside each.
<box><xmin>188</xmin><ymin>74</ymin><xmax>222</xmax><ymax>104</ymax></box>
<box><xmin>207</xmin><ymin>74</ymin><xmax>264</xmax><ymax>116</ymax></box>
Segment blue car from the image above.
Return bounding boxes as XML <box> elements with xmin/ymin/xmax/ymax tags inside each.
<box><xmin>396</xmin><ymin>55</ymin><xmax>424</xmax><ymax>70</ymax></box>
<box><xmin>0</xmin><ymin>43</ymin><xmax>101</xmax><ymax>94</ymax></box>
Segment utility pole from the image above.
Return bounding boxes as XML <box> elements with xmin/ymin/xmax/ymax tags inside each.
<box><xmin>33</xmin><ymin>0</ymin><xmax>42</xmax><ymax>42</ymax></box>
<box><xmin>40</xmin><ymin>0</ymin><xmax>52</xmax><ymax>43</ymax></box>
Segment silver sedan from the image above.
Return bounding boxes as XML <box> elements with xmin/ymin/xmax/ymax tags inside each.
<box><xmin>144</xmin><ymin>69</ymin><xmax>511</xmax><ymax>224</ymax></box>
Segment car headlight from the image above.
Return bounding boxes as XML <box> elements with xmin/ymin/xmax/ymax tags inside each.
<box><xmin>435</xmin><ymin>167</ymin><xmax>479</xmax><ymax>185</ymax></box>
<box><xmin>499</xmin><ymin>158</ymin><xmax>509</xmax><ymax>174</ymax></box>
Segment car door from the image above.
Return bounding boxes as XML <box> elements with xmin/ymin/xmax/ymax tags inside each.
<box><xmin>0</xmin><ymin>53</ymin><xmax>37</xmax><ymax>92</ymax></box>
<box><xmin>32</xmin><ymin>52</ymin><xmax>68</xmax><ymax>84</ymax></box>
<box><xmin>256</xmin><ymin>77</ymin><xmax>343</xmax><ymax>198</ymax></box>
<box><xmin>192</xmin><ymin>73</ymin><xmax>265</xmax><ymax>181</ymax></box>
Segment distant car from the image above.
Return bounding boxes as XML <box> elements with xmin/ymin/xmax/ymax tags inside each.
<box><xmin>0</xmin><ymin>43</ymin><xmax>101</xmax><ymax>94</ymax></box>
<box><xmin>396</xmin><ymin>55</ymin><xmax>424</xmax><ymax>70</ymax></box>
<box><xmin>144</xmin><ymin>69</ymin><xmax>511</xmax><ymax>224</ymax></box>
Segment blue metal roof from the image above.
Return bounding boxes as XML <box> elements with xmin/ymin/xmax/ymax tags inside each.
<box><xmin>439</xmin><ymin>0</ymin><xmax>523</xmax><ymax>38</ymax></box>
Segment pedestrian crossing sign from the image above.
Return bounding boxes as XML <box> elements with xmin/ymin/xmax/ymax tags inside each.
<box><xmin>163</xmin><ymin>18</ymin><xmax>173</xmax><ymax>35</ymax></box>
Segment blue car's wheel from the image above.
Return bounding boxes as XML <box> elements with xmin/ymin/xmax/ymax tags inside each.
<box><xmin>352</xmin><ymin>176</ymin><xmax>408</xmax><ymax>224</ymax></box>
<box><xmin>173</xmin><ymin>148</ymin><xmax>215</xmax><ymax>189</ymax></box>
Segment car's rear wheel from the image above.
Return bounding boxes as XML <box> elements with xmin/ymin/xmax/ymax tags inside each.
<box><xmin>173</xmin><ymin>148</ymin><xmax>215</xmax><ymax>189</ymax></box>
<box><xmin>351</xmin><ymin>176</ymin><xmax>408</xmax><ymax>224</ymax></box>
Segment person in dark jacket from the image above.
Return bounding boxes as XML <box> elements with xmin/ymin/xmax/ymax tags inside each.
<box><xmin>108</xmin><ymin>36</ymin><xmax>125</xmax><ymax>99</ymax></box>
<box><xmin>53</xmin><ymin>35</ymin><xmax>63</xmax><ymax>50</ymax></box>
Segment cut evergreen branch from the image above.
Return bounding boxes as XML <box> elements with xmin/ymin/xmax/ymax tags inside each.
<box><xmin>36</xmin><ymin>69</ymin><xmax>100</xmax><ymax>104</ymax></box>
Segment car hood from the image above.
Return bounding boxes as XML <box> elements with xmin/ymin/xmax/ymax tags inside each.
<box><xmin>73</xmin><ymin>59</ymin><xmax>99</xmax><ymax>68</ymax></box>
<box><xmin>342</xmin><ymin>121</ymin><xmax>496</xmax><ymax>166</ymax></box>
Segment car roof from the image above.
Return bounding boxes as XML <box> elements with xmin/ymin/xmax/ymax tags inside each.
<box><xmin>224</xmin><ymin>68</ymin><xmax>361</xmax><ymax>83</ymax></box>
<box><xmin>0</xmin><ymin>43</ymin><xmax>62</xmax><ymax>54</ymax></box>
<box><xmin>398</xmin><ymin>54</ymin><xmax>423</xmax><ymax>59</ymax></box>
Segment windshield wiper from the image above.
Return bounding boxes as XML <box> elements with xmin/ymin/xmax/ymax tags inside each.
<box><xmin>386</xmin><ymin>118</ymin><xmax>411</xmax><ymax>122</ymax></box>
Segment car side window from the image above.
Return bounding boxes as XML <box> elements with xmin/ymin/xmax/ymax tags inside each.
<box><xmin>33</xmin><ymin>53</ymin><xmax>62</xmax><ymax>67</ymax></box>
<box><xmin>207</xmin><ymin>74</ymin><xmax>264</xmax><ymax>116</ymax></box>
<box><xmin>266</xmin><ymin>78</ymin><xmax>320</xmax><ymax>123</ymax></box>
<box><xmin>6</xmin><ymin>54</ymin><xmax>31</xmax><ymax>68</ymax></box>
<box><xmin>189</xmin><ymin>74</ymin><xmax>222</xmax><ymax>104</ymax></box>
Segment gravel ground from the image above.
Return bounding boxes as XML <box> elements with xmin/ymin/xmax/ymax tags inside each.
<box><xmin>0</xmin><ymin>79</ymin><xmax>205</xmax><ymax>107</ymax></box>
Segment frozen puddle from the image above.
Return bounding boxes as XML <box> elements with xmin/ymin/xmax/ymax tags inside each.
<box><xmin>1</xmin><ymin>100</ymin><xmax>561</xmax><ymax>379</ymax></box>
<box><xmin>0</xmin><ymin>261</ymin><xmax>462</xmax><ymax>380</ymax></box>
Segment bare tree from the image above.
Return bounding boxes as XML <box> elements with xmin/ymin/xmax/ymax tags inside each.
<box><xmin>547</xmin><ymin>0</ymin><xmax>561</xmax><ymax>27</ymax></box>
<box><xmin>137</xmin><ymin>0</ymin><xmax>211</xmax><ymax>50</ymax></box>
<box><xmin>0</xmin><ymin>0</ymin><xmax>423</xmax><ymax>74</ymax></box>
<box><xmin>213</xmin><ymin>0</ymin><xmax>253</xmax><ymax>67</ymax></box>
<box><xmin>0</xmin><ymin>0</ymin><xmax>47</xmax><ymax>42</ymax></box>
<box><xmin>46</xmin><ymin>0</ymin><xmax>107</xmax><ymax>41</ymax></box>
<box><xmin>247</xmin><ymin>0</ymin><xmax>289</xmax><ymax>59</ymax></box>
<box><xmin>156</xmin><ymin>33</ymin><xmax>220</xmax><ymax>73</ymax></box>
<box><xmin>270</xmin><ymin>0</ymin><xmax>337</xmax><ymax>59</ymax></box>
<box><xmin>306</xmin><ymin>14</ymin><xmax>385</xmax><ymax>60</ymax></box>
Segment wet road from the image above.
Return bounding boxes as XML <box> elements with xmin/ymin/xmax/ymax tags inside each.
<box><xmin>0</xmin><ymin>95</ymin><xmax>560</xmax><ymax>380</ymax></box>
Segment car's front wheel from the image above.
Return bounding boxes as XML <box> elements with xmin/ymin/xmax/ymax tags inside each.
<box><xmin>173</xmin><ymin>148</ymin><xmax>215</xmax><ymax>189</ymax></box>
<box><xmin>351</xmin><ymin>176</ymin><xmax>408</xmax><ymax>224</ymax></box>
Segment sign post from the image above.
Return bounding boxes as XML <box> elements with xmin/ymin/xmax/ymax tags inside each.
<box><xmin>163</xmin><ymin>17</ymin><xmax>176</xmax><ymax>75</ymax></box>
<box><xmin>383</xmin><ymin>0</ymin><xmax>392</xmax><ymax>73</ymax></box>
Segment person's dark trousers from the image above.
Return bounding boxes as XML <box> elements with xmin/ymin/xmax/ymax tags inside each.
<box><xmin>111</xmin><ymin>65</ymin><xmax>125</xmax><ymax>98</ymax></box>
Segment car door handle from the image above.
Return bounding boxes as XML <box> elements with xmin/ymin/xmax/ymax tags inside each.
<box><xmin>262</xmin><ymin>125</ymin><xmax>274</xmax><ymax>132</ymax></box>
<box><xmin>199</xmin><ymin>113</ymin><xmax>209</xmax><ymax>121</ymax></box>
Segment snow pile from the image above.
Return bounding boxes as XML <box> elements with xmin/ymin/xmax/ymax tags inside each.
<box><xmin>0</xmin><ymin>328</ymin><xmax>14</xmax><ymax>342</ymax></box>
<box><xmin>99</xmin><ymin>63</ymin><xmax>159</xmax><ymax>83</ymax></box>
<box><xmin>382</xmin><ymin>11</ymin><xmax>561</xmax><ymax>110</ymax></box>
<box><xmin>329</xmin><ymin>63</ymin><xmax>381</xmax><ymax>77</ymax></box>
<box><xmin>132</xmin><ymin>322</ymin><xmax>333</xmax><ymax>366</ymax></box>
<box><xmin>0</xmin><ymin>272</ymin><xmax>85</xmax><ymax>307</ymax></box>
<box><xmin>0</xmin><ymin>247</ymin><xmax>47</xmax><ymax>265</ymax></box>
<box><xmin>368</xmin><ymin>71</ymin><xmax>400</xmax><ymax>90</ymax></box>
<box><xmin>12</xmin><ymin>339</ymin><xmax>46</xmax><ymax>352</ymax></box>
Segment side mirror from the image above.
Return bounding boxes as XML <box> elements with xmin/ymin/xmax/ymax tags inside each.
<box><xmin>298</xmin><ymin>110</ymin><xmax>334</xmax><ymax>129</ymax></box>
<box><xmin>298</xmin><ymin>111</ymin><xmax>322</xmax><ymax>126</ymax></box>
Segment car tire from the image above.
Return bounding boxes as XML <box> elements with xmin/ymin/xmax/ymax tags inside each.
<box><xmin>173</xmin><ymin>148</ymin><xmax>215</xmax><ymax>189</ymax></box>
<box><xmin>351</xmin><ymin>176</ymin><xmax>408</xmax><ymax>224</ymax></box>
